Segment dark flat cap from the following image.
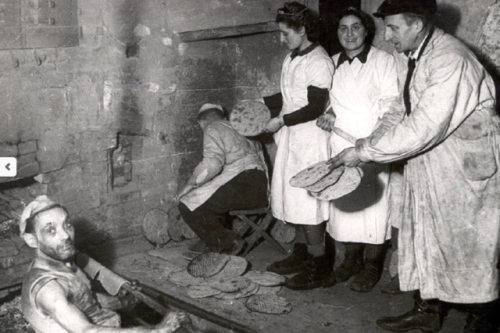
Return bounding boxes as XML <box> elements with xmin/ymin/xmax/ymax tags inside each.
<box><xmin>373</xmin><ymin>0</ymin><xmax>437</xmax><ymax>17</ymax></box>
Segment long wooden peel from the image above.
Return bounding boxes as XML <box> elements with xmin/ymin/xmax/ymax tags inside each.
<box><xmin>137</xmin><ymin>282</ymin><xmax>260</xmax><ymax>333</ymax></box>
<box><xmin>331</xmin><ymin>127</ymin><xmax>357</xmax><ymax>144</ymax></box>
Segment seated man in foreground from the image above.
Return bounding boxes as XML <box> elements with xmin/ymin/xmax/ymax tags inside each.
<box><xmin>176</xmin><ymin>103</ymin><xmax>268</xmax><ymax>255</ymax></box>
<box><xmin>20</xmin><ymin>195</ymin><xmax>186</xmax><ymax>333</ymax></box>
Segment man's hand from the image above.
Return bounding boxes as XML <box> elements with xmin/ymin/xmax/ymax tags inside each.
<box><xmin>264</xmin><ymin>117</ymin><xmax>284</xmax><ymax>133</ymax></box>
<box><xmin>175</xmin><ymin>184</ymin><xmax>195</xmax><ymax>204</ymax></box>
<box><xmin>316</xmin><ymin>113</ymin><xmax>335</xmax><ymax>132</ymax></box>
<box><xmin>154</xmin><ymin>311</ymin><xmax>188</xmax><ymax>333</ymax></box>
<box><xmin>327</xmin><ymin>147</ymin><xmax>361</xmax><ymax>170</ymax></box>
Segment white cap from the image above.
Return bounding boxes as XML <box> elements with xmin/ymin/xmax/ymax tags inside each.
<box><xmin>198</xmin><ymin>103</ymin><xmax>223</xmax><ymax>115</ymax></box>
<box><xmin>20</xmin><ymin>195</ymin><xmax>60</xmax><ymax>236</ymax></box>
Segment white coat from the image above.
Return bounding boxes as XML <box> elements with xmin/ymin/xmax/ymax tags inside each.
<box><xmin>357</xmin><ymin>28</ymin><xmax>500</xmax><ymax>303</ymax></box>
<box><xmin>271</xmin><ymin>45</ymin><xmax>334</xmax><ymax>225</ymax></box>
<box><xmin>327</xmin><ymin>46</ymin><xmax>400</xmax><ymax>244</ymax></box>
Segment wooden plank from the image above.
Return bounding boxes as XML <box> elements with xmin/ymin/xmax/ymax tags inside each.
<box><xmin>177</xmin><ymin>21</ymin><xmax>278</xmax><ymax>43</ymax></box>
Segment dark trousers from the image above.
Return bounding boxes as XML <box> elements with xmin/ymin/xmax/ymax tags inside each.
<box><xmin>179</xmin><ymin>169</ymin><xmax>268</xmax><ymax>252</ymax></box>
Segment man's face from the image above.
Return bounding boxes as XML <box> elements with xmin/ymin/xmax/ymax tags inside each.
<box><xmin>383</xmin><ymin>14</ymin><xmax>420</xmax><ymax>53</ymax></box>
<box><xmin>33</xmin><ymin>207</ymin><xmax>76</xmax><ymax>261</ymax></box>
<box><xmin>279</xmin><ymin>22</ymin><xmax>305</xmax><ymax>51</ymax></box>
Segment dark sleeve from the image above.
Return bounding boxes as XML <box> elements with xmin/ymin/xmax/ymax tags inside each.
<box><xmin>283</xmin><ymin>86</ymin><xmax>329</xmax><ymax>126</ymax></box>
<box><xmin>263</xmin><ymin>93</ymin><xmax>283</xmax><ymax>118</ymax></box>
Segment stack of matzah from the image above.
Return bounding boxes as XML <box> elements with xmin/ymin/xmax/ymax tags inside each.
<box><xmin>168</xmin><ymin>254</ymin><xmax>291</xmax><ymax>308</ymax></box>
<box><xmin>291</xmin><ymin>161</ymin><xmax>363</xmax><ymax>201</ymax></box>
<box><xmin>229</xmin><ymin>100</ymin><xmax>271</xmax><ymax>137</ymax></box>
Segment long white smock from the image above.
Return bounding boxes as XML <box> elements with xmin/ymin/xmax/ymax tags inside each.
<box><xmin>271</xmin><ymin>45</ymin><xmax>334</xmax><ymax>225</ymax></box>
<box><xmin>357</xmin><ymin>28</ymin><xmax>500</xmax><ymax>303</ymax></box>
<box><xmin>327</xmin><ymin>46</ymin><xmax>400</xmax><ymax>244</ymax></box>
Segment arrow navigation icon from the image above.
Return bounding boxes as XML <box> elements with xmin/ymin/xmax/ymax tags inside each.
<box><xmin>0</xmin><ymin>158</ymin><xmax>17</xmax><ymax>177</ymax></box>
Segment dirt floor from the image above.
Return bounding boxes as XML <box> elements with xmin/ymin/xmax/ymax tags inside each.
<box><xmin>109</xmin><ymin>239</ymin><xmax>468</xmax><ymax>333</ymax></box>
<box><xmin>0</xmin><ymin>237</ymin><xmax>485</xmax><ymax>333</ymax></box>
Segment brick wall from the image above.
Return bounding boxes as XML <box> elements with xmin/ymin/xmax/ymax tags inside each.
<box><xmin>0</xmin><ymin>0</ymin><xmax>288</xmax><ymax>289</ymax></box>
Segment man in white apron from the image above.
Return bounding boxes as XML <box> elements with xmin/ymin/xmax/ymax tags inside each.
<box><xmin>329</xmin><ymin>0</ymin><xmax>500</xmax><ymax>332</ymax></box>
<box><xmin>177</xmin><ymin>103</ymin><xmax>268</xmax><ymax>255</ymax></box>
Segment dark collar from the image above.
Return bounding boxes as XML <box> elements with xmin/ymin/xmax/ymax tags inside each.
<box><xmin>291</xmin><ymin>42</ymin><xmax>319</xmax><ymax>59</ymax></box>
<box><xmin>337</xmin><ymin>44</ymin><xmax>371</xmax><ymax>66</ymax></box>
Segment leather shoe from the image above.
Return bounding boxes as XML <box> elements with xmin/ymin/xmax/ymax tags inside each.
<box><xmin>376</xmin><ymin>305</ymin><xmax>441</xmax><ymax>332</ymax></box>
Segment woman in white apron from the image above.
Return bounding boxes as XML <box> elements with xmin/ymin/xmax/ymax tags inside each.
<box><xmin>262</xmin><ymin>2</ymin><xmax>335</xmax><ymax>290</ymax></box>
<box><xmin>316</xmin><ymin>7</ymin><xmax>401</xmax><ymax>293</ymax></box>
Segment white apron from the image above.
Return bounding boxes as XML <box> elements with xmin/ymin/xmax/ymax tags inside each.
<box><xmin>327</xmin><ymin>47</ymin><xmax>399</xmax><ymax>243</ymax></box>
<box><xmin>271</xmin><ymin>46</ymin><xmax>333</xmax><ymax>225</ymax></box>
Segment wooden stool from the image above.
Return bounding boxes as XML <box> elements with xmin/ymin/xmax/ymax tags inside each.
<box><xmin>229</xmin><ymin>207</ymin><xmax>287</xmax><ymax>256</ymax></box>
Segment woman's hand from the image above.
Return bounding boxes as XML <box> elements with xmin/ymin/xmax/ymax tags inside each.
<box><xmin>316</xmin><ymin>113</ymin><xmax>335</xmax><ymax>132</ymax></box>
<box><xmin>265</xmin><ymin>117</ymin><xmax>284</xmax><ymax>133</ymax></box>
<box><xmin>327</xmin><ymin>147</ymin><xmax>361</xmax><ymax>169</ymax></box>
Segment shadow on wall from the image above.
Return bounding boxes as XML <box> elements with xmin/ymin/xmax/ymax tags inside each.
<box><xmin>74</xmin><ymin>217</ymin><xmax>117</xmax><ymax>264</ymax></box>
<box><xmin>435</xmin><ymin>3</ymin><xmax>500</xmax><ymax>116</ymax></box>
<box><xmin>434</xmin><ymin>3</ymin><xmax>462</xmax><ymax>36</ymax></box>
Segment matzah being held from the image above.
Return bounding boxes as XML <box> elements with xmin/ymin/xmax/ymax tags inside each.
<box><xmin>229</xmin><ymin>100</ymin><xmax>271</xmax><ymax>137</ymax></box>
<box><xmin>304</xmin><ymin>165</ymin><xmax>345</xmax><ymax>192</ymax></box>
<box><xmin>289</xmin><ymin>160</ymin><xmax>332</xmax><ymax>188</ymax></box>
<box><xmin>309</xmin><ymin>167</ymin><xmax>363</xmax><ymax>201</ymax></box>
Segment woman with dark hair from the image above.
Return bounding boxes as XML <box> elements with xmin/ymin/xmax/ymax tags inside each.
<box><xmin>262</xmin><ymin>1</ymin><xmax>335</xmax><ymax>290</ymax></box>
<box><xmin>317</xmin><ymin>7</ymin><xmax>401</xmax><ymax>293</ymax></box>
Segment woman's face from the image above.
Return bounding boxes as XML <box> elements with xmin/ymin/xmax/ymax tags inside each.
<box><xmin>278</xmin><ymin>22</ymin><xmax>306</xmax><ymax>51</ymax></box>
<box><xmin>337</xmin><ymin>15</ymin><xmax>368</xmax><ymax>57</ymax></box>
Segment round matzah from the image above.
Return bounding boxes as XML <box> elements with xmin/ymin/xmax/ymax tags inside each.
<box><xmin>187</xmin><ymin>252</ymin><xmax>231</xmax><ymax>278</ymax></box>
<box><xmin>289</xmin><ymin>161</ymin><xmax>332</xmax><ymax>188</ymax></box>
<box><xmin>244</xmin><ymin>271</ymin><xmax>286</xmax><ymax>287</ymax></box>
<box><xmin>270</xmin><ymin>222</ymin><xmax>296</xmax><ymax>244</ymax></box>
<box><xmin>213</xmin><ymin>255</ymin><xmax>248</xmax><ymax>278</ymax></box>
<box><xmin>187</xmin><ymin>285</ymin><xmax>222</xmax><ymax>299</ymax></box>
<box><xmin>209</xmin><ymin>276</ymin><xmax>251</xmax><ymax>293</ymax></box>
<box><xmin>304</xmin><ymin>165</ymin><xmax>345</xmax><ymax>192</ymax></box>
<box><xmin>245</xmin><ymin>295</ymin><xmax>292</xmax><ymax>315</ymax></box>
<box><xmin>256</xmin><ymin>285</ymin><xmax>282</xmax><ymax>295</ymax></box>
<box><xmin>310</xmin><ymin>167</ymin><xmax>362</xmax><ymax>201</ymax></box>
<box><xmin>168</xmin><ymin>269</ymin><xmax>207</xmax><ymax>287</ymax></box>
<box><xmin>214</xmin><ymin>281</ymin><xmax>259</xmax><ymax>300</ymax></box>
<box><xmin>229</xmin><ymin>100</ymin><xmax>270</xmax><ymax>137</ymax></box>
<box><xmin>142</xmin><ymin>208</ymin><xmax>170</xmax><ymax>245</ymax></box>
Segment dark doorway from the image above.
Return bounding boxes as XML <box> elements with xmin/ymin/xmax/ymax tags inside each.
<box><xmin>319</xmin><ymin>0</ymin><xmax>361</xmax><ymax>56</ymax></box>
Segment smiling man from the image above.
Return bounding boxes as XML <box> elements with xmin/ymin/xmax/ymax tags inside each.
<box><xmin>326</xmin><ymin>0</ymin><xmax>500</xmax><ymax>332</ymax></box>
<box><xmin>20</xmin><ymin>195</ymin><xmax>186</xmax><ymax>333</ymax></box>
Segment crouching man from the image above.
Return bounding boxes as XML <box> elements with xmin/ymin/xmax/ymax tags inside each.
<box><xmin>176</xmin><ymin>103</ymin><xmax>268</xmax><ymax>255</ymax></box>
<box><xmin>20</xmin><ymin>195</ymin><xmax>186</xmax><ymax>333</ymax></box>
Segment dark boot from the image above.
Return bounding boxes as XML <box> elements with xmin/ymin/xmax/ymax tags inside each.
<box><xmin>350</xmin><ymin>243</ymin><xmax>386</xmax><ymax>292</ymax></box>
<box><xmin>284</xmin><ymin>254</ymin><xmax>335</xmax><ymax>290</ymax></box>
<box><xmin>267</xmin><ymin>243</ymin><xmax>312</xmax><ymax>275</ymax></box>
<box><xmin>335</xmin><ymin>242</ymin><xmax>364</xmax><ymax>283</ymax></box>
<box><xmin>377</xmin><ymin>297</ymin><xmax>443</xmax><ymax>332</ymax></box>
<box><xmin>463</xmin><ymin>300</ymin><xmax>499</xmax><ymax>333</ymax></box>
